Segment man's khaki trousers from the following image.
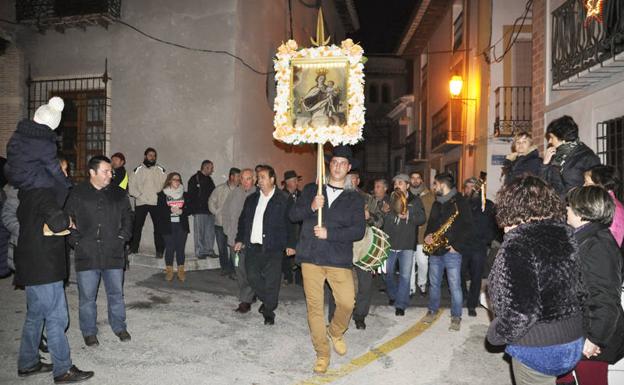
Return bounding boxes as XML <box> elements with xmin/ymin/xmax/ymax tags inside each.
<box><xmin>302</xmin><ymin>263</ymin><xmax>355</xmax><ymax>358</ymax></box>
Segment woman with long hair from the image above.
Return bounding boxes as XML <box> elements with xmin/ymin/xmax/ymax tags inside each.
<box><xmin>155</xmin><ymin>172</ymin><xmax>190</xmax><ymax>282</ymax></box>
<box><xmin>487</xmin><ymin>176</ymin><xmax>585</xmax><ymax>385</ymax></box>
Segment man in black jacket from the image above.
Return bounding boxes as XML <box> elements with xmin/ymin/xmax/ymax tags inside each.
<box><xmin>290</xmin><ymin>146</ymin><xmax>366</xmax><ymax>374</ymax></box>
<box><xmin>422</xmin><ymin>173</ymin><xmax>473</xmax><ymax>331</ymax></box>
<box><xmin>282</xmin><ymin>170</ymin><xmax>301</xmax><ymax>285</ymax></box>
<box><xmin>187</xmin><ymin>160</ymin><xmax>216</xmax><ymax>259</ymax></box>
<box><xmin>234</xmin><ymin>165</ymin><xmax>294</xmax><ymax>325</ymax></box>
<box><xmin>15</xmin><ymin>187</ymin><xmax>94</xmax><ymax>382</ymax></box>
<box><xmin>65</xmin><ymin>156</ymin><xmax>133</xmax><ymax>347</ymax></box>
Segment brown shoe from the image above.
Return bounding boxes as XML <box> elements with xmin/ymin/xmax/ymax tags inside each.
<box><xmin>53</xmin><ymin>365</ymin><xmax>94</xmax><ymax>384</ymax></box>
<box><xmin>234</xmin><ymin>302</ymin><xmax>251</xmax><ymax>313</ymax></box>
<box><xmin>313</xmin><ymin>356</ymin><xmax>330</xmax><ymax>374</ymax></box>
<box><xmin>177</xmin><ymin>265</ymin><xmax>186</xmax><ymax>282</ymax></box>
<box><xmin>165</xmin><ymin>266</ymin><xmax>174</xmax><ymax>282</ymax></box>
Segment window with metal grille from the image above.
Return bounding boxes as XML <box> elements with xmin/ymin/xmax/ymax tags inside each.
<box><xmin>27</xmin><ymin>64</ymin><xmax>110</xmax><ymax>181</ymax></box>
<box><xmin>596</xmin><ymin>116</ymin><xmax>624</xmax><ymax>200</ymax></box>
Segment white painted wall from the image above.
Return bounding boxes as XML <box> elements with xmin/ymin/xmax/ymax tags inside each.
<box><xmin>6</xmin><ymin>0</ymin><xmax>346</xmax><ymax>254</ymax></box>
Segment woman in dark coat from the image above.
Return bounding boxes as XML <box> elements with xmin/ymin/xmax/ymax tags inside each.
<box><xmin>155</xmin><ymin>172</ymin><xmax>190</xmax><ymax>282</ymax></box>
<box><xmin>502</xmin><ymin>130</ymin><xmax>542</xmax><ymax>185</ymax></box>
<box><xmin>558</xmin><ymin>186</ymin><xmax>624</xmax><ymax>385</ymax></box>
<box><xmin>541</xmin><ymin>115</ymin><xmax>600</xmax><ymax>198</ymax></box>
<box><xmin>487</xmin><ymin>176</ymin><xmax>585</xmax><ymax>385</ymax></box>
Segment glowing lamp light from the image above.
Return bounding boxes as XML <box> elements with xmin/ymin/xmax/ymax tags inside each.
<box><xmin>449</xmin><ymin>75</ymin><xmax>463</xmax><ymax>97</ymax></box>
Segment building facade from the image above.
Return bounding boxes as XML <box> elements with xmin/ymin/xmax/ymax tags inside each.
<box><xmin>0</xmin><ymin>0</ymin><xmax>355</xmax><ymax>253</ymax></box>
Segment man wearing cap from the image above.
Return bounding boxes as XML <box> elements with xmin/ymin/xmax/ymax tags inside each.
<box><xmin>290</xmin><ymin>145</ymin><xmax>366</xmax><ymax>374</ymax></box>
<box><xmin>383</xmin><ymin>174</ymin><xmax>426</xmax><ymax>316</ymax></box>
<box><xmin>111</xmin><ymin>153</ymin><xmax>128</xmax><ymax>190</ymax></box>
<box><xmin>281</xmin><ymin>170</ymin><xmax>301</xmax><ymax>285</ymax></box>
<box><xmin>461</xmin><ymin>176</ymin><xmax>496</xmax><ymax>317</ymax></box>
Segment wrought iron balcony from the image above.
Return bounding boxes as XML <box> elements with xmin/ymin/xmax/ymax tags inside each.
<box><xmin>16</xmin><ymin>0</ymin><xmax>121</xmax><ymax>31</ymax></box>
<box><xmin>494</xmin><ymin>86</ymin><xmax>532</xmax><ymax>137</ymax></box>
<box><xmin>431</xmin><ymin>102</ymin><xmax>462</xmax><ymax>153</ymax></box>
<box><xmin>552</xmin><ymin>0</ymin><xmax>624</xmax><ymax>87</ymax></box>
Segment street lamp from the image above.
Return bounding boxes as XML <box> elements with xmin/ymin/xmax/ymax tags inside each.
<box><xmin>449</xmin><ymin>75</ymin><xmax>463</xmax><ymax>97</ymax></box>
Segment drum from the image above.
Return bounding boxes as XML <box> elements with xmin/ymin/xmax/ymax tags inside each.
<box><xmin>352</xmin><ymin>226</ymin><xmax>391</xmax><ymax>272</ymax></box>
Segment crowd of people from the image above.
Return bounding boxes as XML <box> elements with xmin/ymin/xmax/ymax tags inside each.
<box><xmin>1</xmin><ymin>96</ymin><xmax>623</xmax><ymax>384</ymax></box>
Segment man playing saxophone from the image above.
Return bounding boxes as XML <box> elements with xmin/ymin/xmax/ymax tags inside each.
<box><xmin>422</xmin><ymin>173</ymin><xmax>473</xmax><ymax>331</ymax></box>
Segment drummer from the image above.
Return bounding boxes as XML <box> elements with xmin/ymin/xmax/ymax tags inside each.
<box><xmin>327</xmin><ymin>170</ymin><xmax>384</xmax><ymax>330</ymax></box>
<box><xmin>382</xmin><ymin>174</ymin><xmax>426</xmax><ymax>316</ymax></box>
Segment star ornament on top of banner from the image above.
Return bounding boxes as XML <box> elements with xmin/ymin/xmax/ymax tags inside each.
<box><xmin>584</xmin><ymin>0</ymin><xmax>605</xmax><ymax>27</ymax></box>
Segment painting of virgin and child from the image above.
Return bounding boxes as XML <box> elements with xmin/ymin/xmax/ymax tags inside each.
<box><xmin>291</xmin><ymin>65</ymin><xmax>347</xmax><ymax>129</ymax></box>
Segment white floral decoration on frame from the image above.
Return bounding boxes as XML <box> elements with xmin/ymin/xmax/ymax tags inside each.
<box><xmin>272</xmin><ymin>39</ymin><xmax>365</xmax><ymax>146</ymax></box>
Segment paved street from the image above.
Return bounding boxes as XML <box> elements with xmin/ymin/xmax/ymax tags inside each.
<box><xmin>0</xmin><ymin>266</ymin><xmax>512</xmax><ymax>385</ymax></box>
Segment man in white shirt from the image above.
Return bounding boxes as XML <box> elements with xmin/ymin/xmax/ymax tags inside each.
<box><xmin>234</xmin><ymin>165</ymin><xmax>294</xmax><ymax>325</ymax></box>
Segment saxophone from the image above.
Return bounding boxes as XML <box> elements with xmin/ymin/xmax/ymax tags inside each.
<box><xmin>423</xmin><ymin>203</ymin><xmax>459</xmax><ymax>255</ymax></box>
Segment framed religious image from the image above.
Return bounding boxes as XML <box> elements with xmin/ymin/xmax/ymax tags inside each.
<box><xmin>273</xmin><ymin>39</ymin><xmax>365</xmax><ymax>145</ymax></box>
<box><xmin>290</xmin><ymin>58</ymin><xmax>349</xmax><ymax>131</ymax></box>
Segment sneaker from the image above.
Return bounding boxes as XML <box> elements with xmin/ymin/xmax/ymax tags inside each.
<box><xmin>449</xmin><ymin>317</ymin><xmax>461</xmax><ymax>331</ymax></box>
<box><xmin>422</xmin><ymin>310</ymin><xmax>438</xmax><ymax>324</ymax></box>
<box><xmin>53</xmin><ymin>365</ymin><xmax>94</xmax><ymax>384</ymax></box>
<box><xmin>395</xmin><ymin>308</ymin><xmax>405</xmax><ymax>316</ymax></box>
<box><xmin>327</xmin><ymin>329</ymin><xmax>347</xmax><ymax>356</ymax></box>
<box><xmin>115</xmin><ymin>330</ymin><xmax>131</xmax><ymax>342</ymax></box>
<box><xmin>83</xmin><ymin>335</ymin><xmax>99</xmax><ymax>347</ymax></box>
<box><xmin>18</xmin><ymin>361</ymin><xmax>53</xmax><ymax>377</ymax></box>
<box><xmin>468</xmin><ymin>308</ymin><xmax>477</xmax><ymax>317</ymax></box>
<box><xmin>355</xmin><ymin>319</ymin><xmax>366</xmax><ymax>330</ymax></box>
<box><xmin>313</xmin><ymin>356</ymin><xmax>330</xmax><ymax>374</ymax></box>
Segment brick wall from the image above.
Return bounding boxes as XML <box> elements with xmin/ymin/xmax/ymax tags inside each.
<box><xmin>531</xmin><ymin>0</ymin><xmax>546</xmax><ymax>151</ymax></box>
<box><xmin>0</xmin><ymin>43</ymin><xmax>24</xmax><ymax>157</ymax></box>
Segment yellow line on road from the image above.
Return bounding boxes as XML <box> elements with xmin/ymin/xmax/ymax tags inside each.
<box><xmin>294</xmin><ymin>310</ymin><xmax>443</xmax><ymax>385</ymax></box>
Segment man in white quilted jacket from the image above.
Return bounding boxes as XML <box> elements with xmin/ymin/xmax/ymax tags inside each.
<box><xmin>128</xmin><ymin>147</ymin><xmax>167</xmax><ymax>257</ymax></box>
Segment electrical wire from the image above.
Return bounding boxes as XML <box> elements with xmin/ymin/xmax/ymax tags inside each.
<box><xmin>113</xmin><ymin>19</ymin><xmax>273</xmax><ymax>75</ymax></box>
<box><xmin>483</xmin><ymin>0</ymin><xmax>533</xmax><ymax>63</ymax></box>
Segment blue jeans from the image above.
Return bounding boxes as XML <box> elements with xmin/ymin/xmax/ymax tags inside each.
<box><xmin>18</xmin><ymin>281</ymin><xmax>72</xmax><ymax>377</ymax></box>
<box><xmin>385</xmin><ymin>249</ymin><xmax>414</xmax><ymax>310</ymax></box>
<box><xmin>77</xmin><ymin>269</ymin><xmax>127</xmax><ymax>336</ymax></box>
<box><xmin>428</xmin><ymin>251</ymin><xmax>463</xmax><ymax>317</ymax></box>
<box><xmin>193</xmin><ymin>213</ymin><xmax>215</xmax><ymax>256</ymax></box>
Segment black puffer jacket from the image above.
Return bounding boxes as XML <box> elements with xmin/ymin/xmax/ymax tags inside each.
<box><xmin>290</xmin><ymin>183</ymin><xmax>365</xmax><ymax>268</ymax></box>
<box><xmin>65</xmin><ymin>181</ymin><xmax>133</xmax><ymax>272</ymax></box>
<box><xmin>575</xmin><ymin>222</ymin><xmax>624</xmax><ymax>364</ymax></box>
<box><xmin>541</xmin><ymin>143</ymin><xmax>600</xmax><ymax>198</ymax></box>
<box><xmin>6</xmin><ymin>119</ymin><xmax>71</xmax><ymax>193</ymax></box>
<box><xmin>186</xmin><ymin>172</ymin><xmax>215</xmax><ymax>215</ymax></box>
<box><xmin>503</xmin><ymin>149</ymin><xmax>543</xmax><ymax>185</ymax></box>
<box><xmin>14</xmin><ymin>188</ymin><xmax>70</xmax><ymax>286</ymax></box>
<box><xmin>487</xmin><ymin>221</ymin><xmax>585</xmax><ymax>347</ymax></box>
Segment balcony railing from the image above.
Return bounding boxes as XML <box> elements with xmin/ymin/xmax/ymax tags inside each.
<box><xmin>552</xmin><ymin>0</ymin><xmax>624</xmax><ymax>86</ymax></box>
<box><xmin>16</xmin><ymin>0</ymin><xmax>121</xmax><ymax>30</ymax></box>
<box><xmin>494</xmin><ymin>86</ymin><xmax>532</xmax><ymax>137</ymax></box>
<box><xmin>431</xmin><ymin>102</ymin><xmax>462</xmax><ymax>152</ymax></box>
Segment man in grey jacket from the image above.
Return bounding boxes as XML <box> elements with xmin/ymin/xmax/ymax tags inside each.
<box><xmin>128</xmin><ymin>148</ymin><xmax>166</xmax><ymax>257</ymax></box>
<box><xmin>222</xmin><ymin>169</ymin><xmax>256</xmax><ymax>312</ymax></box>
<box><xmin>209</xmin><ymin>167</ymin><xmax>240</xmax><ymax>275</ymax></box>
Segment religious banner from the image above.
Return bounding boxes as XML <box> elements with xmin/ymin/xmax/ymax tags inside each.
<box><xmin>272</xmin><ymin>24</ymin><xmax>365</xmax><ymax>145</ymax></box>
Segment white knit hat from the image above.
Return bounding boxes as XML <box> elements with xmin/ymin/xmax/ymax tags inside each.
<box><xmin>34</xmin><ymin>96</ymin><xmax>64</xmax><ymax>130</ymax></box>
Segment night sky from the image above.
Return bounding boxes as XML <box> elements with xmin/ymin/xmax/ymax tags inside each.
<box><xmin>349</xmin><ymin>0</ymin><xmax>419</xmax><ymax>54</ymax></box>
